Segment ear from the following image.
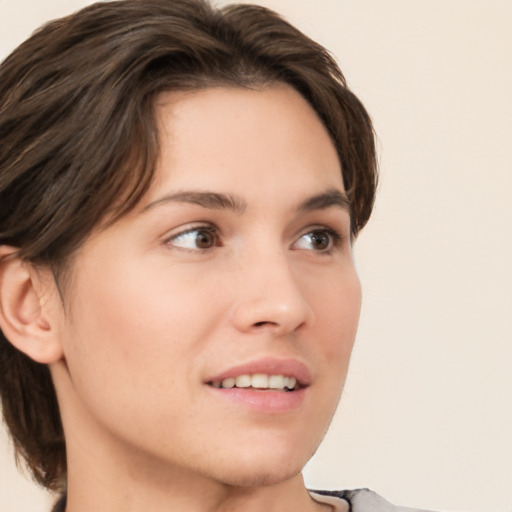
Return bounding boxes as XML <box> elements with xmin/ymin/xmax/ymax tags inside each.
<box><xmin>0</xmin><ymin>246</ymin><xmax>64</xmax><ymax>364</ymax></box>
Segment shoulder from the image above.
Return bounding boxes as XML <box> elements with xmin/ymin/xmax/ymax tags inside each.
<box><xmin>312</xmin><ymin>488</ymin><xmax>435</xmax><ymax>512</ymax></box>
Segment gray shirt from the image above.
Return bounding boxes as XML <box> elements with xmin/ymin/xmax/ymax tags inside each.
<box><xmin>311</xmin><ymin>489</ymin><xmax>435</xmax><ymax>511</ymax></box>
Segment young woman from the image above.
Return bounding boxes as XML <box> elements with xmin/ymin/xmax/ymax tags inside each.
<box><xmin>0</xmin><ymin>1</ymin><xmax>429</xmax><ymax>510</ymax></box>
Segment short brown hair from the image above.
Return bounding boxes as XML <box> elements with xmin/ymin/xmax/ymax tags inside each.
<box><xmin>0</xmin><ymin>0</ymin><xmax>377</xmax><ymax>491</ymax></box>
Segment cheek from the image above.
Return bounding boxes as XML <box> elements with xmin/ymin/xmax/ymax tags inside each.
<box><xmin>300</xmin><ymin>266</ymin><xmax>361</xmax><ymax>408</ymax></box>
<box><xmin>61</xmin><ymin>255</ymin><xmax>232</xmax><ymax>404</ymax></box>
<box><xmin>308</xmin><ymin>266</ymin><xmax>362</xmax><ymax>359</ymax></box>
<box><xmin>58</xmin><ymin>267</ymin><xmax>226</xmax><ymax>451</ymax></box>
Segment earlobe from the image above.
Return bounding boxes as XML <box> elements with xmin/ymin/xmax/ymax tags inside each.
<box><xmin>0</xmin><ymin>246</ymin><xmax>64</xmax><ymax>364</ymax></box>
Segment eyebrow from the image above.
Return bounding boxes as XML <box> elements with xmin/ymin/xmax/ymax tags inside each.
<box><xmin>297</xmin><ymin>188</ymin><xmax>351</xmax><ymax>213</ymax></box>
<box><xmin>142</xmin><ymin>190</ymin><xmax>247</xmax><ymax>214</ymax></box>
<box><xmin>142</xmin><ymin>187</ymin><xmax>350</xmax><ymax>215</ymax></box>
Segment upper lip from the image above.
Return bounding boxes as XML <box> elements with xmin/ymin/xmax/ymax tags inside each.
<box><xmin>205</xmin><ymin>357</ymin><xmax>312</xmax><ymax>387</ymax></box>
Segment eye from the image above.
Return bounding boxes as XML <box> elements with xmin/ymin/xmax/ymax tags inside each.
<box><xmin>293</xmin><ymin>228</ymin><xmax>342</xmax><ymax>253</ymax></box>
<box><xmin>166</xmin><ymin>226</ymin><xmax>220</xmax><ymax>251</ymax></box>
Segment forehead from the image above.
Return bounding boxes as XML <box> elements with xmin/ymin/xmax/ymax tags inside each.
<box><xmin>146</xmin><ymin>84</ymin><xmax>344</xmax><ymax>207</ymax></box>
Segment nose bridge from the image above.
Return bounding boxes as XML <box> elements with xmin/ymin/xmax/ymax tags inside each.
<box><xmin>231</xmin><ymin>241</ymin><xmax>314</xmax><ymax>335</ymax></box>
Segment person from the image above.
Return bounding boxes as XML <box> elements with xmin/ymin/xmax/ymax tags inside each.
<box><xmin>0</xmin><ymin>1</ymin><xmax>430</xmax><ymax>510</ymax></box>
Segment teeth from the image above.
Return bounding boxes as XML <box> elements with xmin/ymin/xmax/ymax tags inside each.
<box><xmin>286</xmin><ymin>377</ymin><xmax>297</xmax><ymax>389</ymax></box>
<box><xmin>221</xmin><ymin>377</ymin><xmax>236</xmax><ymax>389</ymax></box>
<box><xmin>214</xmin><ymin>374</ymin><xmax>298</xmax><ymax>391</ymax></box>
<box><xmin>251</xmin><ymin>374</ymin><xmax>268</xmax><ymax>388</ymax></box>
<box><xmin>235</xmin><ymin>375</ymin><xmax>251</xmax><ymax>388</ymax></box>
<box><xmin>268</xmin><ymin>375</ymin><xmax>285</xmax><ymax>389</ymax></box>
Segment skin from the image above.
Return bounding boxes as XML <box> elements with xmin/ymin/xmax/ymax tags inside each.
<box><xmin>42</xmin><ymin>84</ymin><xmax>361</xmax><ymax>511</ymax></box>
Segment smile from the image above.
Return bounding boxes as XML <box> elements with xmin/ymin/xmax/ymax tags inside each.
<box><xmin>209</xmin><ymin>374</ymin><xmax>298</xmax><ymax>391</ymax></box>
<box><xmin>204</xmin><ymin>358</ymin><xmax>310</xmax><ymax>412</ymax></box>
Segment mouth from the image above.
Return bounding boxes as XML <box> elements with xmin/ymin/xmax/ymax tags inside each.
<box><xmin>203</xmin><ymin>358</ymin><xmax>310</xmax><ymax>413</ymax></box>
<box><xmin>207</xmin><ymin>373</ymin><xmax>300</xmax><ymax>392</ymax></box>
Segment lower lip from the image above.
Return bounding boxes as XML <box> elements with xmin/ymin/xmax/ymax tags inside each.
<box><xmin>207</xmin><ymin>386</ymin><xmax>307</xmax><ymax>413</ymax></box>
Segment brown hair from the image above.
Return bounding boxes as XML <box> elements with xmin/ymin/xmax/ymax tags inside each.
<box><xmin>0</xmin><ymin>0</ymin><xmax>377</xmax><ymax>491</ymax></box>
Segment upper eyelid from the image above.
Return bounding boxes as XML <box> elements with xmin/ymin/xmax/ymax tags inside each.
<box><xmin>297</xmin><ymin>223</ymin><xmax>341</xmax><ymax>234</ymax></box>
<box><xmin>164</xmin><ymin>222</ymin><xmax>218</xmax><ymax>237</ymax></box>
<box><xmin>296</xmin><ymin>208</ymin><xmax>350</xmax><ymax>228</ymax></box>
<box><xmin>296</xmin><ymin>223</ymin><xmax>347</xmax><ymax>240</ymax></box>
<box><xmin>162</xmin><ymin>223</ymin><xmax>221</xmax><ymax>246</ymax></box>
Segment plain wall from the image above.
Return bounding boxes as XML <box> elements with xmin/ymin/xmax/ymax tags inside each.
<box><xmin>1</xmin><ymin>1</ymin><xmax>511</xmax><ymax>511</ymax></box>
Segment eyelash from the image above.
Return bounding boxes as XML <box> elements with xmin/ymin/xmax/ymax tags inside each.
<box><xmin>163</xmin><ymin>223</ymin><xmax>346</xmax><ymax>254</ymax></box>
<box><xmin>164</xmin><ymin>224</ymin><xmax>221</xmax><ymax>252</ymax></box>
<box><xmin>296</xmin><ymin>226</ymin><xmax>345</xmax><ymax>254</ymax></box>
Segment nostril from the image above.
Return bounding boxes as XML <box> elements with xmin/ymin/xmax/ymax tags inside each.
<box><xmin>253</xmin><ymin>321</ymin><xmax>277</xmax><ymax>328</ymax></box>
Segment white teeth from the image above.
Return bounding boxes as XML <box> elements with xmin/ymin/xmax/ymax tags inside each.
<box><xmin>215</xmin><ymin>374</ymin><xmax>298</xmax><ymax>391</ymax></box>
<box><xmin>235</xmin><ymin>375</ymin><xmax>251</xmax><ymax>388</ymax></box>
<box><xmin>285</xmin><ymin>377</ymin><xmax>297</xmax><ymax>389</ymax></box>
<box><xmin>268</xmin><ymin>375</ymin><xmax>285</xmax><ymax>389</ymax></box>
<box><xmin>251</xmin><ymin>374</ymin><xmax>268</xmax><ymax>388</ymax></box>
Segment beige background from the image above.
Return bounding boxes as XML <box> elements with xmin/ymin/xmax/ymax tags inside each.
<box><xmin>1</xmin><ymin>1</ymin><xmax>511</xmax><ymax>511</ymax></box>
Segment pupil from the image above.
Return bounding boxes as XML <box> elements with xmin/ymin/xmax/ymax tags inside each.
<box><xmin>196</xmin><ymin>231</ymin><xmax>213</xmax><ymax>248</ymax></box>
<box><xmin>312</xmin><ymin>232</ymin><xmax>329</xmax><ymax>250</ymax></box>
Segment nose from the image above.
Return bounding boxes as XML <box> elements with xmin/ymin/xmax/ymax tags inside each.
<box><xmin>230</xmin><ymin>251</ymin><xmax>315</xmax><ymax>337</ymax></box>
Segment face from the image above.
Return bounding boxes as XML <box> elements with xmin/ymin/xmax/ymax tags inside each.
<box><xmin>52</xmin><ymin>85</ymin><xmax>362</xmax><ymax>487</ymax></box>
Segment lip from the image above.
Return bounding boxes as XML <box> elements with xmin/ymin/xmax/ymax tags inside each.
<box><xmin>207</xmin><ymin>386</ymin><xmax>307</xmax><ymax>413</ymax></box>
<box><xmin>205</xmin><ymin>357</ymin><xmax>312</xmax><ymax>387</ymax></box>
<box><xmin>204</xmin><ymin>357</ymin><xmax>311</xmax><ymax>414</ymax></box>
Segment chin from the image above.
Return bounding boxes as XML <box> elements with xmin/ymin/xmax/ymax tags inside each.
<box><xmin>213</xmin><ymin>463</ymin><xmax>303</xmax><ymax>489</ymax></box>
<box><xmin>205</xmin><ymin>440</ymin><xmax>316</xmax><ymax>489</ymax></box>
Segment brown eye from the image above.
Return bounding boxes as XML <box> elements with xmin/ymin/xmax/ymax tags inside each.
<box><xmin>293</xmin><ymin>228</ymin><xmax>340</xmax><ymax>252</ymax></box>
<box><xmin>308</xmin><ymin>232</ymin><xmax>331</xmax><ymax>251</ymax></box>
<box><xmin>195</xmin><ymin>229</ymin><xmax>215</xmax><ymax>249</ymax></box>
<box><xmin>168</xmin><ymin>227</ymin><xmax>219</xmax><ymax>250</ymax></box>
